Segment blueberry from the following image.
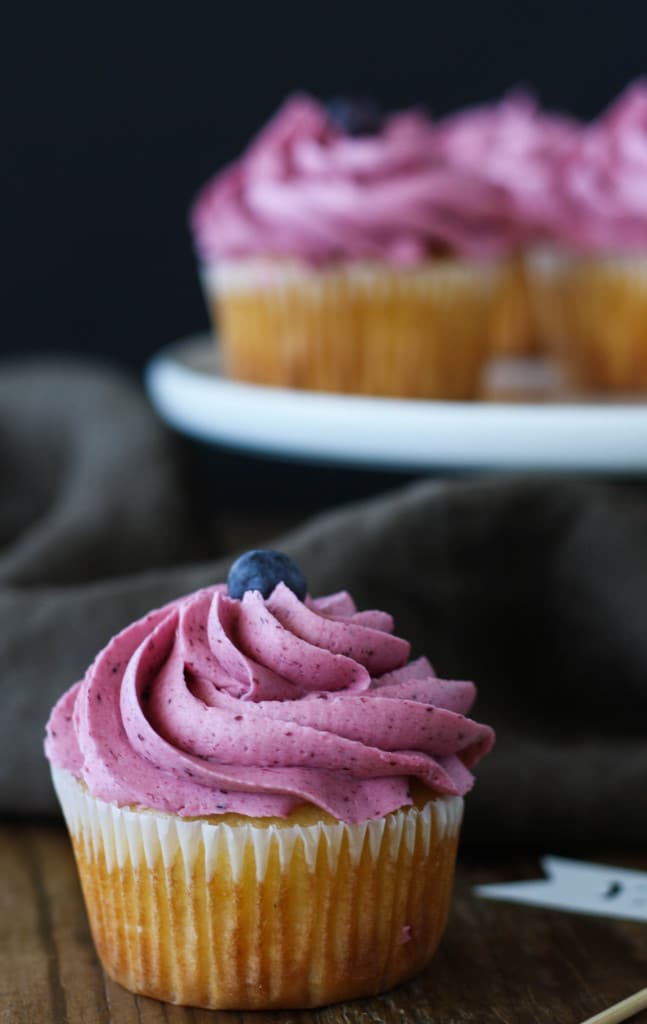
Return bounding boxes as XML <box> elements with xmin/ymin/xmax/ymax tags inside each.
<box><xmin>227</xmin><ymin>549</ymin><xmax>307</xmax><ymax>601</ymax></box>
<box><xmin>326</xmin><ymin>96</ymin><xmax>383</xmax><ymax>137</ymax></box>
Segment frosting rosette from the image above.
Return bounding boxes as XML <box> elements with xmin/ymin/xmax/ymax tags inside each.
<box><xmin>190</xmin><ymin>93</ymin><xmax>533</xmax><ymax>265</ymax></box>
<box><xmin>434</xmin><ymin>94</ymin><xmax>580</xmax><ymax>242</ymax></box>
<box><xmin>45</xmin><ymin>583</ymin><xmax>494</xmax><ymax>824</ymax></box>
<box><xmin>549</xmin><ymin>80</ymin><xmax>647</xmax><ymax>251</ymax></box>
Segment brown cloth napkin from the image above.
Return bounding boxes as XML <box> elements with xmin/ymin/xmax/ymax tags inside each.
<box><xmin>2</xmin><ymin>360</ymin><xmax>647</xmax><ymax>850</ymax></box>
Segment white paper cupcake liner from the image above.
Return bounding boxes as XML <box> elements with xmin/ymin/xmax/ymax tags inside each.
<box><xmin>201</xmin><ymin>256</ymin><xmax>504</xmax><ymax>297</ymax></box>
<box><xmin>197</xmin><ymin>256</ymin><xmax>507</xmax><ymax>399</ymax></box>
<box><xmin>51</xmin><ymin>765</ymin><xmax>463</xmax><ymax>1008</ymax></box>
<box><xmin>526</xmin><ymin>246</ymin><xmax>647</xmax><ymax>393</ymax></box>
<box><xmin>52</xmin><ymin>765</ymin><xmax>463</xmax><ymax>881</ymax></box>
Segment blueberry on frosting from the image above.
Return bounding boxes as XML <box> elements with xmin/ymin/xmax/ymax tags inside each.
<box><xmin>326</xmin><ymin>96</ymin><xmax>383</xmax><ymax>136</ymax></box>
<box><xmin>227</xmin><ymin>549</ymin><xmax>307</xmax><ymax>601</ymax></box>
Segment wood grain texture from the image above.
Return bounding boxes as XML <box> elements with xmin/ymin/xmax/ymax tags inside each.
<box><xmin>2</xmin><ymin>827</ymin><xmax>647</xmax><ymax>1024</ymax></box>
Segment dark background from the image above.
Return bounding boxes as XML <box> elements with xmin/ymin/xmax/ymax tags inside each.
<box><xmin>3</xmin><ymin>0</ymin><xmax>645</xmax><ymax>372</ymax></box>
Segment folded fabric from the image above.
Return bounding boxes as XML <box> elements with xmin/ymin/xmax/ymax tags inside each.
<box><xmin>2</xmin><ymin>359</ymin><xmax>647</xmax><ymax>849</ymax></box>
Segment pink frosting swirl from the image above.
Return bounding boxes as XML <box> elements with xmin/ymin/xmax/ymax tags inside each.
<box><xmin>190</xmin><ymin>93</ymin><xmax>551</xmax><ymax>265</ymax></box>
<box><xmin>434</xmin><ymin>95</ymin><xmax>580</xmax><ymax>241</ymax></box>
<box><xmin>45</xmin><ymin>583</ymin><xmax>494</xmax><ymax>823</ymax></box>
<box><xmin>548</xmin><ymin>81</ymin><xmax>647</xmax><ymax>251</ymax></box>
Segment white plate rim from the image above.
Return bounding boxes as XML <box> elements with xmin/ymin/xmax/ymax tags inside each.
<box><xmin>144</xmin><ymin>335</ymin><xmax>647</xmax><ymax>473</ymax></box>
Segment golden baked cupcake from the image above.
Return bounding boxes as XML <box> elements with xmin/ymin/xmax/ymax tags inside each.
<box><xmin>528</xmin><ymin>81</ymin><xmax>647</xmax><ymax>394</ymax></box>
<box><xmin>45</xmin><ymin>549</ymin><xmax>494</xmax><ymax>1010</ymax></box>
<box><xmin>190</xmin><ymin>94</ymin><xmax>533</xmax><ymax>400</ymax></box>
<box><xmin>433</xmin><ymin>94</ymin><xmax>580</xmax><ymax>369</ymax></box>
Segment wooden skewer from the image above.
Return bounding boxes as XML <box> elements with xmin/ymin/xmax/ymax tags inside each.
<box><xmin>579</xmin><ymin>988</ymin><xmax>647</xmax><ymax>1024</ymax></box>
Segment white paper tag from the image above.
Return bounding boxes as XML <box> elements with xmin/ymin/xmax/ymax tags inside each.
<box><xmin>475</xmin><ymin>856</ymin><xmax>647</xmax><ymax>922</ymax></box>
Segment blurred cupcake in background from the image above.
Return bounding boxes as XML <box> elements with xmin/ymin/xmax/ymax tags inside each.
<box><xmin>434</xmin><ymin>94</ymin><xmax>580</xmax><ymax>371</ymax></box>
<box><xmin>190</xmin><ymin>95</ymin><xmax>527</xmax><ymax>401</ymax></box>
<box><xmin>529</xmin><ymin>81</ymin><xmax>647</xmax><ymax>394</ymax></box>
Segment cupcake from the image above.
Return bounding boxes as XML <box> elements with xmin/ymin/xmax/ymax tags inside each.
<box><xmin>45</xmin><ymin>549</ymin><xmax>494</xmax><ymax>1010</ymax></box>
<box><xmin>433</xmin><ymin>94</ymin><xmax>581</xmax><ymax>367</ymax></box>
<box><xmin>190</xmin><ymin>94</ymin><xmax>529</xmax><ymax>400</ymax></box>
<box><xmin>528</xmin><ymin>81</ymin><xmax>647</xmax><ymax>394</ymax></box>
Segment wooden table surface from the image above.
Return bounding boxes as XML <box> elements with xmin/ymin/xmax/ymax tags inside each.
<box><xmin>2</xmin><ymin>823</ymin><xmax>647</xmax><ymax>1024</ymax></box>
